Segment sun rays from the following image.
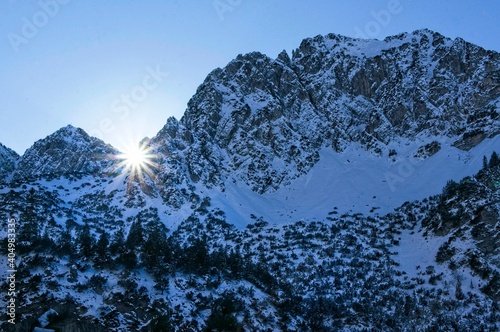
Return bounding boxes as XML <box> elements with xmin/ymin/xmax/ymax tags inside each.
<box><xmin>116</xmin><ymin>141</ymin><xmax>158</xmax><ymax>182</ymax></box>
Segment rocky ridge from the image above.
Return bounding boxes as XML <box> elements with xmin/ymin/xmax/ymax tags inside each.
<box><xmin>148</xmin><ymin>29</ymin><xmax>500</xmax><ymax>201</ymax></box>
<box><xmin>11</xmin><ymin>125</ymin><xmax>120</xmax><ymax>182</ymax></box>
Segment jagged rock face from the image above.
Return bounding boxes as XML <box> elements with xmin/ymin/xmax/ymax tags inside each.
<box><xmin>293</xmin><ymin>30</ymin><xmax>500</xmax><ymax>140</ymax></box>
<box><xmin>151</xmin><ymin>29</ymin><xmax>500</xmax><ymax>195</ymax></box>
<box><xmin>147</xmin><ymin>118</ymin><xmax>198</xmax><ymax>208</ymax></box>
<box><xmin>13</xmin><ymin>125</ymin><xmax>119</xmax><ymax>181</ymax></box>
<box><xmin>0</xmin><ymin>143</ymin><xmax>19</xmax><ymax>182</ymax></box>
<box><xmin>4</xmin><ymin>30</ymin><xmax>499</xmax><ymax>197</ymax></box>
<box><xmin>3</xmin><ymin>30</ymin><xmax>497</xmax><ymax>198</ymax></box>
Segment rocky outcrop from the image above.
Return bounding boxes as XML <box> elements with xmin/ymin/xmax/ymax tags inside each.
<box><xmin>4</xmin><ymin>30</ymin><xmax>499</xmax><ymax>200</ymax></box>
<box><xmin>0</xmin><ymin>143</ymin><xmax>19</xmax><ymax>183</ymax></box>
<box><xmin>149</xmin><ymin>29</ymin><xmax>500</xmax><ymax>197</ymax></box>
<box><xmin>12</xmin><ymin>125</ymin><xmax>119</xmax><ymax>181</ymax></box>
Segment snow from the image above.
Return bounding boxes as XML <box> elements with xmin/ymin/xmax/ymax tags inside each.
<box><xmin>209</xmin><ymin>135</ymin><xmax>500</xmax><ymax>228</ymax></box>
<box><xmin>394</xmin><ymin>227</ymin><xmax>448</xmax><ymax>278</ymax></box>
<box><xmin>393</xmin><ymin>222</ymin><xmax>487</xmax><ymax>300</ymax></box>
<box><xmin>321</xmin><ymin>30</ymin><xmax>442</xmax><ymax>59</ymax></box>
<box><xmin>38</xmin><ymin>308</ymin><xmax>58</xmax><ymax>327</ymax></box>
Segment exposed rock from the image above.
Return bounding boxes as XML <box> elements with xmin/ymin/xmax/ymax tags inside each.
<box><xmin>453</xmin><ymin>130</ymin><xmax>488</xmax><ymax>150</ymax></box>
<box><xmin>149</xmin><ymin>29</ymin><xmax>500</xmax><ymax>198</ymax></box>
<box><xmin>0</xmin><ymin>143</ymin><xmax>19</xmax><ymax>183</ymax></box>
<box><xmin>12</xmin><ymin>125</ymin><xmax>119</xmax><ymax>181</ymax></box>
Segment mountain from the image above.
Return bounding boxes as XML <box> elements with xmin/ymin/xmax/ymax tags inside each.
<box><xmin>12</xmin><ymin>125</ymin><xmax>120</xmax><ymax>181</ymax></box>
<box><xmin>0</xmin><ymin>30</ymin><xmax>499</xmax><ymax>331</ymax></box>
<box><xmin>0</xmin><ymin>143</ymin><xmax>19</xmax><ymax>182</ymax></box>
<box><xmin>147</xmin><ymin>28</ymin><xmax>500</xmax><ymax>222</ymax></box>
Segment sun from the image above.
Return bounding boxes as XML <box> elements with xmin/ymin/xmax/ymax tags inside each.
<box><xmin>116</xmin><ymin>142</ymin><xmax>157</xmax><ymax>180</ymax></box>
<box><xmin>122</xmin><ymin>145</ymin><xmax>149</xmax><ymax>169</ymax></box>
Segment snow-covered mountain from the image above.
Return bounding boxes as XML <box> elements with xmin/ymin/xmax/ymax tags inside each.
<box><xmin>11</xmin><ymin>125</ymin><xmax>119</xmax><ymax>182</ymax></box>
<box><xmin>0</xmin><ymin>143</ymin><xmax>18</xmax><ymax>182</ymax></box>
<box><xmin>0</xmin><ymin>29</ymin><xmax>499</xmax><ymax>331</ymax></box>
<box><xmin>145</xmin><ymin>28</ymin><xmax>500</xmax><ymax>224</ymax></box>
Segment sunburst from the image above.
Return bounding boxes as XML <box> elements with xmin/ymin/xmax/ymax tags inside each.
<box><xmin>116</xmin><ymin>141</ymin><xmax>158</xmax><ymax>181</ymax></box>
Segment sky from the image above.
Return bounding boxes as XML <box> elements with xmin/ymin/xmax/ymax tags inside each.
<box><xmin>1</xmin><ymin>0</ymin><xmax>499</xmax><ymax>155</ymax></box>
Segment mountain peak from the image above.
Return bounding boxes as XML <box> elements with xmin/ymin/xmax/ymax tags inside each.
<box><xmin>51</xmin><ymin>124</ymin><xmax>94</xmax><ymax>143</ymax></box>
<box><xmin>408</xmin><ymin>27</ymin><xmax>441</xmax><ymax>37</ymax></box>
<box><xmin>56</xmin><ymin>124</ymin><xmax>80</xmax><ymax>134</ymax></box>
<box><xmin>12</xmin><ymin>125</ymin><xmax>119</xmax><ymax>181</ymax></box>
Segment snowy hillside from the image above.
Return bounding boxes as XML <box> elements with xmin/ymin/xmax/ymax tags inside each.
<box><xmin>210</xmin><ymin>135</ymin><xmax>500</xmax><ymax>228</ymax></box>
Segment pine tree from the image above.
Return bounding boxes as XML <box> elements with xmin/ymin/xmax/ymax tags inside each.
<box><xmin>94</xmin><ymin>231</ymin><xmax>111</xmax><ymax>267</ymax></box>
<box><xmin>110</xmin><ymin>228</ymin><xmax>125</xmax><ymax>255</ymax></box>
<box><xmin>205</xmin><ymin>292</ymin><xmax>240</xmax><ymax>332</ymax></box>
<box><xmin>19</xmin><ymin>188</ymin><xmax>40</xmax><ymax>249</ymax></box>
<box><xmin>117</xmin><ymin>250</ymin><xmax>137</xmax><ymax>270</ymax></box>
<box><xmin>58</xmin><ymin>228</ymin><xmax>74</xmax><ymax>257</ymax></box>
<box><xmin>140</xmin><ymin>222</ymin><xmax>172</xmax><ymax>292</ymax></box>
<box><xmin>489</xmin><ymin>151</ymin><xmax>499</xmax><ymax>168</ymax></box>
<box><xmin>38</xmin><ymin>229</ymin><xmax>55</xmax><ymax>252</ymax></box>
<box><xmin>442</xmin><ymin>179</ymin><xmax>458</xmax><ymax>197</ymax></box>
<box><xmin>483</xmin><ymin>155</ymin><xmax>489</xmax><ymax>170</ymax></box>
<box><xmin>96</xmin><ymin>231</ymin><xmax>110</xmax><ymax>256</ymax></box>
<box><xmin>182</xmin><ymin>236</ymin><xmax>209</xmax><ymax>273</ymax></box>
<box><xmin>78</xmin><ymin>223</ymin><xmax>94</xmax><ymax>258</ymax></box>
<box><xmin>455</xmin><ymin>278</ymin><xmax>464</xmax><ymax>300</ymax></box>
<box><xmin>142</xmin><ymin>226</ymin><xmax>168</xmax><ymax>270</ymax></box>
<box><xmin>126</xmin><ymin>220</ymin><xmax>144</xmax><ymax>250</ymax></box>
<box><xmin>150</xmin><ymin>315</ymin><xmax>173</xmax><ymax>332</ymax></box>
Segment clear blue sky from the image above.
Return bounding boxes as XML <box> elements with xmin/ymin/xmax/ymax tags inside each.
<box><xmin>1</xmin><ymin>0</ymin><xmax>499</xmax><ymax>154</ymax></box>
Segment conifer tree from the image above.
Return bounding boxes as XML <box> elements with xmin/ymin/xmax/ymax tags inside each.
<box><xmin>78</xmin><ymin>223</ymin><xmax>94</xmax><ymax>258</ymax></box>
<box><xmin>96</xmin><ymin>231</ymin><xmax>110</xmax><ymax>256</ymax></box>
<box><xmin>110</xmin><ymin>228</ymin><xmax>125</xmax><ymax>255</ymax></box>
<box><xmin>58</xmin><ymin>228</ymin><xmax>74</xmax><ymax>257</ymax></box>
<box><xmin>94</xmin><ymin>231</ymin><xmax>111</xmax><ymax>267</ymax></box>
<box><xmin>489</xmin><ymin>151</ymin><xmax>499</xmax><ymax>168</ymax></box>
<box><xmin>126</xmin><ymin>220</ymin><xmax>144</xmax><ymax>250</ymax></box>
<box><xmin>20</xmin><ymin>188</ymin><xmax>40</xmax><ymax>249</ymax></box>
